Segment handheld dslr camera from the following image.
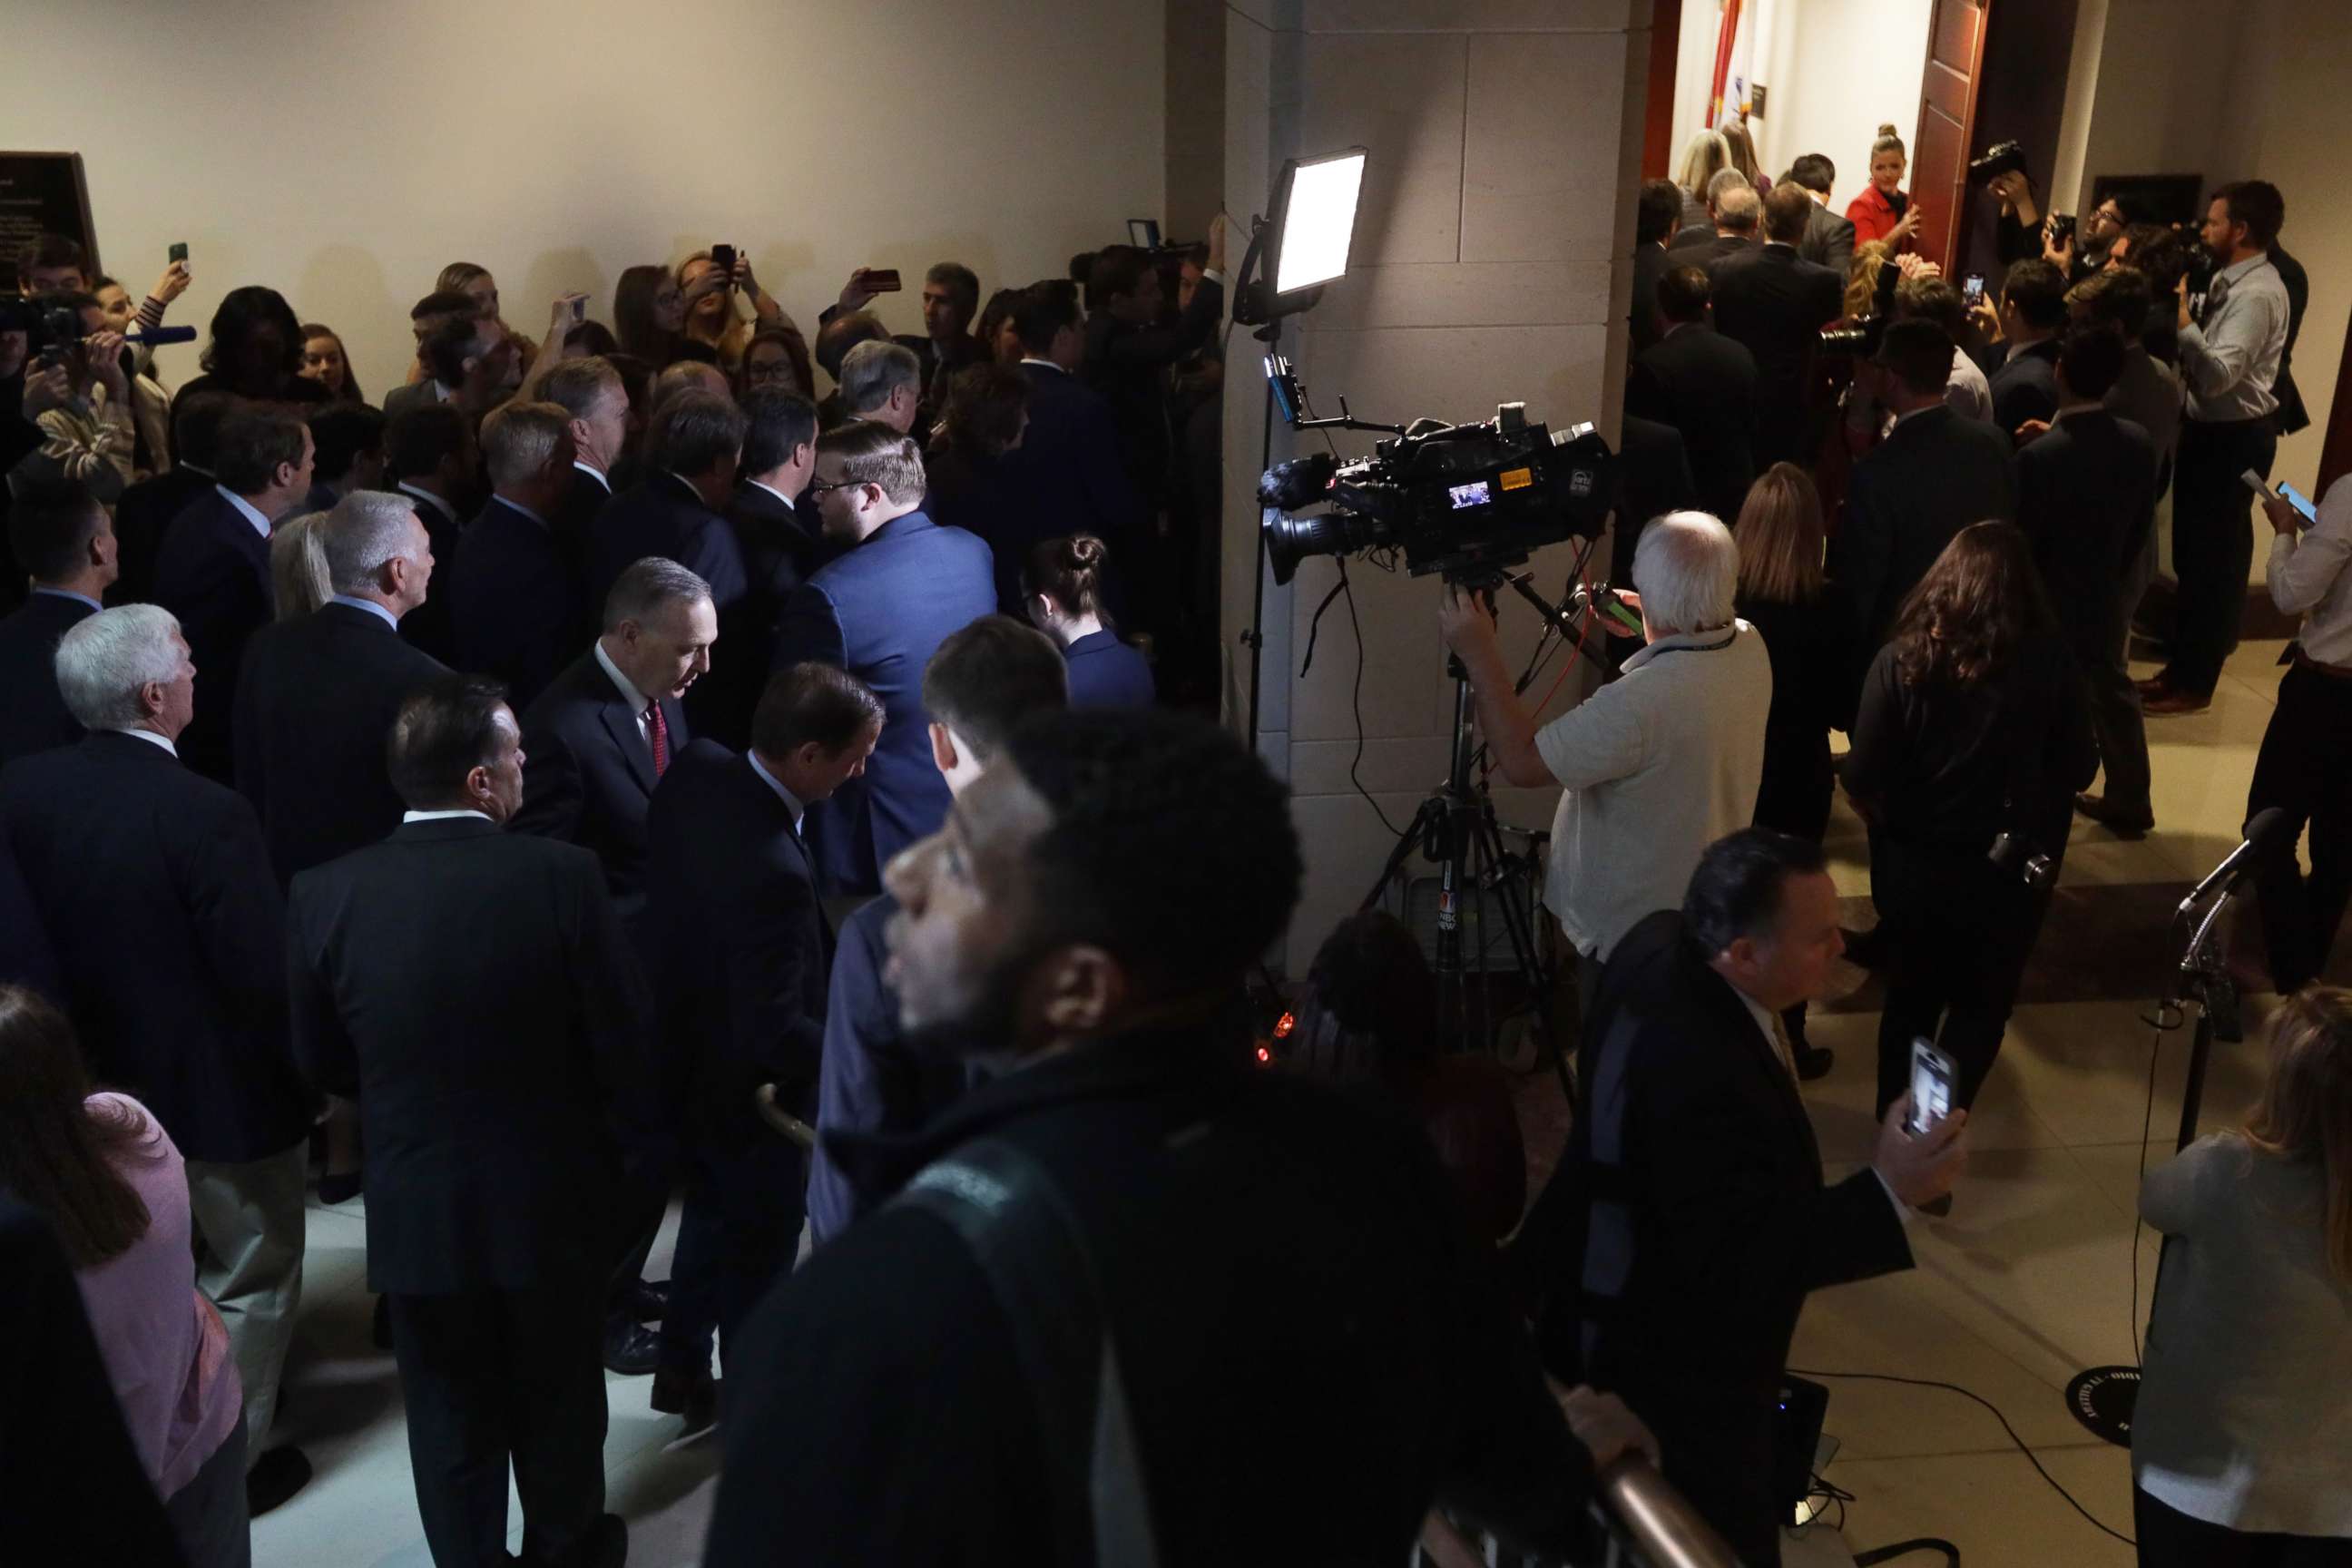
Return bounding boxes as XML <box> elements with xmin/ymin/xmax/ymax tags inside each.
<box><xmin>1968</xmin><ymin>141</ymin><xmax>2029</xmax><ymax>183</ymax></box>
<box><xmin>0</xmin><ymin>297</ymin><xmax>90</xmax><ymax>370</ymax></box>
<box><xmin>1256</xmin><ymin>361</ymin><xmax>1617</xmax><ymax>586</ymax></box>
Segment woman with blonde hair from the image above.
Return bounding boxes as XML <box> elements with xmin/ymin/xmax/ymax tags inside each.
<box><xmin>1847</xmin><ymin>123</ymin><xmax>1922</xmax><ymax>250</ymax></box>
<box><xmin>677</xmin><ymin>249</ymin><xmax>798</xmax><ymax>374</ymax></box>
<box><xmin>1674</xmin><ymin>129</ymin><xmax>1731</xmax><ymax>230</ymax></box>
<box><xmin>2132</xmin><ymin>985</ymin><xmax>2352</xmax><ymax>1564</ymax></box>
<box><xmin>269</xmin><ymin>512</ymin><xmax>332</xmax><ymax>621</ymax></box>
<box><xmin>1732</xmin><ymin>464</ymin><xmax>1846</xmax><ymax>1073</ymax></box>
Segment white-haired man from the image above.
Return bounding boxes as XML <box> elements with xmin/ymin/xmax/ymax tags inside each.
<box><xmin>1439</xmin><ymin>510</ymin><xmax>1772</xmax><ymax>1018</ymax></box>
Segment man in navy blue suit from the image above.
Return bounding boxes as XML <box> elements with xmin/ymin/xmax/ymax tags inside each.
<box><xmin>771</xmin><ymin>419</ymin><xmax>996</xmax><ymax>896</ymax></box>
<box><xmin>587</xmin><ymin>390</ymin><xmax>749</xmax><ymax>619</ymax></box>
<box><xmin>805</xmin><ymin>614</ymin><xmax>1066</xmax><ymax>1245</ymax></box>
<box><xmin>0</xmin><ymin>477</ymin><xmax>115</xmax><ymax>767</ymax></box>
<box><xmin>152</xmin><ymin>407</ymin><xmax>314</xmax><ymax>781</ymax></box>
<box><xmin>449</xmin><ymin>400</ymin><xmax>594</xmax><ymax>711</ymax></box>
<box><xmin>989</xmin><ymin>281</ymin><xmax>1144</xmax><ymax>614</ymax></box>
<box><xmin>643</xmin><ymin>662</ymin><xmax>882</xmax><ymax>1441</ymax></box>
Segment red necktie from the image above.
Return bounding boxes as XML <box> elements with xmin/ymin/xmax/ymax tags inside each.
<box><xmin>645</xmin><ymin>701</ymin><xmax>669</xmax><ymax>778</ymax></box>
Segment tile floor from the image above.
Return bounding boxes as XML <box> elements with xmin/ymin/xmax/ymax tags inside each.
<box><xmin>250</xmin><ymin>638</ymin><xmax>2319</xmax><ymax>1566</ymax></box>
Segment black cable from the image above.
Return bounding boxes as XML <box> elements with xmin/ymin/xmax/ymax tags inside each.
<box><xmin>2132</xmin><ymin>1012</ymin><xmax>2168</xmax><ymax>1364</ymax></box>
<box><xmin>1336</xmin><ymin>560</ymin><xmax>1403</xmax><ymax>837</ymax></box>
<box><xmin>1788</xmin><ymin>1369</ymin><xmax>2135</xmax><ymax>1547</ymax></box>
<box><xmin>1851</xmin><ymin>1541</ymin><xmax>1959</xmax><ymax>1566</ymax></box>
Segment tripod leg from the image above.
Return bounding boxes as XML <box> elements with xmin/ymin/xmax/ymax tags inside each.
<box><xmin>1475</xmin><ymin>811</ymin><xmax>1572</xmax><ymax>1101</ymax></box>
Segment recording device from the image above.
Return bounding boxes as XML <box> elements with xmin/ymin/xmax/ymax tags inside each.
<box><xmin>0</xmin><ymin>298</ymin><xmax>89</xmax><ymax>369</ymax></box>
<box><xmin>2047</xmin><ymin>211</ymin><xmax>2077</xmax><ymax>247</ymax></box>
<box><xmin>1968</xmin><ymin>140</ymin><xmax>2029</xmax><ymax>182</ymax></box>
<box><xmin>2181</xmin><ymin>807</ymin><xmax>2293</xmax><ymax>913</ymax></box>
<box><xmin>570</xmin><ymin>296</ymin><xmax>586</xmax><ymax>324</ymax></box>
<box><xmin>1570</xmin><ymin>581</ymin><xmax>1643</xmax><ymax>637</ymax></box>
<box><xmin>1988</xmin><ymin>830</ymin><xmax>2055</xmax><ymax>892</ymax></box>
<box><xmin>1906</xmin><ymin>1038</ymin><xmax>1956</xmax><ymax>1135</ymax></box>
<box><xmin>709</xmin><ymin>243</ymin><xmax>736</xmax><ymax>273</ymax></box>
<box><xmin>168</xmin><ymin>241</ymin><xmax>189</xmax><ymax>265</ymax></box>
<box><xmin>1255</xmin><ymin>380</ymin><xmax>1618</xmax><ymax>585</ymax></box>
<box><xmin>1962</xmin><ymin>273</ymin><xmax>1986</xmax><ymax>309</ymax></box>
<box><xmin>1819</xmin><ymin>236</ymin><xmax>1904</xmax><ymax>358</ymax></box>
<box><xmin>865</xmin><ymin>268</ymin><xmax>902</xmax><ymax>292</ymax></box>
<box><xmin>1129</xmin><ymin>219</ymin><xmax>1161</xmax><ymax>249</ymax></box>
<box><xmin>2280</xmin><ymin>481</ymin><xmax>2319</xmax><ymax>523</ymax></box>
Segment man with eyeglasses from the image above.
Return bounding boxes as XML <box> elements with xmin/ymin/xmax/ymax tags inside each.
<box><xmin>2048</xmin><ymin>193</ymin><xmax>2135</xmax><ymax>284</ymax></box>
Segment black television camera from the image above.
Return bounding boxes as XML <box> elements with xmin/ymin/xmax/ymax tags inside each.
<box><xmin>1968</xmin><ymin>140</ymin><xmax>2030</xmax><ymax>183</ymax></box>
<box><xmin>1257</xmin><ymin>395</ymin><xmax>1617</xmax><ymax>585</ymax></box>
<box><xmin>0</xmin><ymin>295</ymin><xmax>90</xmax><ymax>371</ymax></box>
<box><xmin>1818</xmin><ymin>231</ymin><xmax>1905</xmax><ymax>359</ymax></box>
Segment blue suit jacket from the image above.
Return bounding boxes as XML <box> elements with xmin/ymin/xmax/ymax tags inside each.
<box><xmin>770</xmin><ymin>510</ymin><xmax>995</xmax><ymax>894</ymax></box>
<box><xmin>449</xmin><ymin>496</ymin><xmax>593</xmax><ymax>712</ymax></box>
<box><xmin>152</xmin><ymin>488</ymin><xmax>274</xmax><ymax>781</ymax></box>
<box><xmin>588</xmin><ymin>472</ymin><xmax>750</xmax><ymax>616</ymax></box>
<box><xmin>1062</xmin><ymin>627</ymin><xmax>1156</xmax><ymax>708</ymax></box>
<box><xmin>988</xmin><ymin>363</ymin><xmax>1144</xmax><ymax>613</ymax></box>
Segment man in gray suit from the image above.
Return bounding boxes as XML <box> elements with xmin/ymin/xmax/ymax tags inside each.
<box><xmin>1787</xmin><ymin>153</ymin><xmax>1857</xmax><ymax>280</ymax></box>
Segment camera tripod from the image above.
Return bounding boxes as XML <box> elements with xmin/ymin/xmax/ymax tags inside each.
<box><xmin>1361</xmin><ymin>572</ymin><xmax>1603</xmax><ymax>1095</ymax></box>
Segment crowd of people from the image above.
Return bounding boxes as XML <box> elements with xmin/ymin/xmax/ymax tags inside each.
<box><xmin>0</xmin><ymin>124</ymin><xmax>2347</xmax><ymax>1568</ymax></box>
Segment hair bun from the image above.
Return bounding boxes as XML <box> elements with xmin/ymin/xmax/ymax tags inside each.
<box><xmin>1066</xmin><ymin>533</ymin><xmax>1107</xmax><ymax>569</ymax></box>
<box><xmin>1877</xmin><ymin>122</ymin><xmax>1899</xmax><ymax>139</ymax></box>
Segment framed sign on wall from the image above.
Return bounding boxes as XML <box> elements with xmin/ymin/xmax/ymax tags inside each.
<box><xmin>0</xmin><ymin>152</ymin><xmax>97</xmax><ymax>287</ymax></box>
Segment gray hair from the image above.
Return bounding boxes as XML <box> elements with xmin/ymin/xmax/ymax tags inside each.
<box><xmin>54</xmin><ymin>604</ymin><xmax>183</xmax><ymax>730</ymax></box>
<box><xmin>603</xmin><ymin>556</ymin><xmax>713</xmax><ymax>632</ymax></box>
<box><xmin>1631</xmin><ymin>511</ymin><xmax>1740</xmax><ymax>635</ymax></box>
<box><xmin>1705</xmin><ymin>167</ymin><xmax>1751</xmax><ymax>207</ymax></box>
<box><xmin>838</xmin><ymin>339</ymin><xmax>920</xmax><ymax>415</ymax></box>
<box><xmin>321</xmin><ymin>491</ymin><xmax>425</xmax><ymax>594</ymax></box>
<box><xmin>1676</xmin><ymin>129</ymin><xmax>1730</xmax><ymax>193</ymax></box>
<box><xmin>1712</xmin><ymin>183</ymin><xmax>1761</xmax><ymax>232</ymax></box>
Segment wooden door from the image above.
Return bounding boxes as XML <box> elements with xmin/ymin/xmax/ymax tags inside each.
<box><xmin>1913</xmin><ymin>0</ymin><xmax>1991</xmax><ymax>277</ymax></box>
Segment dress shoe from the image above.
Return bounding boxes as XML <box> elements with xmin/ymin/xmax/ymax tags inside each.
<box><xmin>318</xmin><ymin>1170</ymin><xmax>363</xmax><ymax>1204</ymax></box>
<box><xmin>2133</xmin><ymin>673</ymin><xmax>2171</xmax><ymax>699</ymax></box>
<box><xmin>2074</xmin><ymin>791</ymin><xmax>2153</xmax><ymax>839</ymax></box>
<box><xmin>651</xmin><ymin>1368</ymin><xmax>720</xmax><ymax>1449</ymax></box>
<box><xmin>246</xmin><ymin>1445</ymin><xmax>313</xmax><ymax>1516</ymax></box>
<box><xmin>2143</xmin><ymin>688</ymin><xmax>2212</xmax><ymax>716</ymax></box>
<box><xmin>1793</xmin><ymin>1044</ymin><xmax>1835</xmax><ymax>1082</ymax></box>
<box><xmin>625</xmin><ymin>1279</ymin><xmax>671</xmax><ymax>1324</ymax></box>
<box><xmin>602</xmin><ymin>1318</ymin><xmax>661</xmax><ymax>1377</ymax></box>
<box><xmin>519</xmin><ymin>1513</ymin><xmax>628</xmax><ymax>1568</ymax></box>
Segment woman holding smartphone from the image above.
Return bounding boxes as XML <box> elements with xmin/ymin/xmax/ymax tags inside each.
<box><xmin>2132</xmin><ymin>985</ymin><xmax>2352</xmax><ymax>1566</ymax></box>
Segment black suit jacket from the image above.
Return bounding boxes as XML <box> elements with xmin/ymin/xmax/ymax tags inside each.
<box><xmin>992</xmin><ymin>363</ymin><xmax>1144</xmax><ymax>613</ymax></box>
<box><xmin>1522</xmin><ymin>909</ymin><xmax>1911</xmax><ymax>1561</ymax></box>
<box><xmin>1628</xmin><ymin>243</ymin><xmax>1674</xmax><ymax>355</ymax></box>
<box><xmin>2270</xmin><ymin>244</ymin><xmax>2309</xmax><ymax>435</ymax></box>
<box><xmin>509</xmin><ymin>646</ymin><xmax>687</xmax><ymax>944</ymax></box>
<box><xmin>0</xmin><ymin>591</ymin><xmax>95</xmax><ymax>767</ymax></box>
<box><xmin>449</xmin><ymin>495</ymin><xmax>593</xmax><ymax>711</ymax></box>
<box><xmin>700</xmin><ymin>482</ymin><xmax>823</xmax><ymax>750</ymax></box>
<box><xmin>1987</xmin><ymin>338</ymin><xmax>2062</xmax><ymax>435</ymax></box>
<box><xmin>646</xmin><ymin>741</ymin><xmax>830</xmax><ymax>1130</ymax></box>
<box><xmin>232</xmin><ymin>601</ymin><xmax>447</xmax><ymax>885</ymax></box>
<box><xmin>1611</xmin><ymin>416</ymin><xmax>1700</xmax><ymax>584</ymax></box>
<box><xmin>2014</xmin><ymin>409</ymin><xmax>2158</xmax><ymax>665</ymax></box>
<box><xmin>1627</xmin><ymin>323</ymin><xmax>1759</xmax><ymax>524</ymax></box>
<box><xmin>287</xmin><ymin>817</ymin><xmax>654</xmax><ymax>1294</ymax></box>
<box><xmin>1798</xmin><ymin>199</ymin><xmax>1857</xmax><ymax>278</ymax></box>
<box><xmin>390</xmin><ymin>485</ymin><xmax>465</xmax><ymax>665</ymax></box>
<box><xmin>587</xmin><ymin>471</ymin><xmax>750</xmax><ymax>618</ymax></box>
<box><xmin>1836</xmin><ymin>405</ymin><xmax>2017</xmax><ymax>662</ymax></box>
<box><xmin>152</xmin><ymin>489</ymin><xmax>274</xmax><ymax>781</ymax></box>
<box><xmin>1082</xmin><ymin>277</ymin><xmax>1224</xmax><ymax>504</ymax></box>
<box><xmin>108</xmin><ymin>465</ymin><xmax>212</xmax><ymax>608</ymax></box>
<box><xmin>1710</xmin><ymin>243</ymin><xmax>1846</xmax><ymax>466</ymax></box>
<box><xmin>0</xmin><ymin>731</ymin><xmax>308</xmax><ymax>1162</ymax></box>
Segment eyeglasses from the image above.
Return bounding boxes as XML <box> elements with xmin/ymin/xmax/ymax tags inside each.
<box><xmin>806</xmin><ymin>478</ymin><xmax>857</xmax><ymax>497</ymax></box>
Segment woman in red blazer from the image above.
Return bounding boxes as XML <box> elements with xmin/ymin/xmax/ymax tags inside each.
<box><xmin>1847</xmin><ymin>123</ymin><xmax>1923</xmax><ymax>251</ymax></box>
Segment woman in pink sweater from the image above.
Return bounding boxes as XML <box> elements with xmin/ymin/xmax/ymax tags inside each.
<box><xmin>0</xmin><ymin>986</ymin><xmax>248</xmax><ymax>1566</ymax></box>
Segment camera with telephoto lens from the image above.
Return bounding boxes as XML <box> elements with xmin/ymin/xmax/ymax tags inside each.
<box><xmin>1258</xmin><ymin>401</ymin><xmax>1617</xmax><ymax>585</ymax></box>
<box><xmin>1818</xmin><ymin>230</ymin><xmax>1906</xmax><ymax>359</ymax></box>
<box><xmin>1968</xmin><ymin>141</ymin><xmax>2029</xmax><ymax>182</ymax></box>
<box><xmin>1989</xmin><ymin>831</ymin><xmax>2055</xmax><ymax>893</ymax></box>
<box><xmin>0</xmin><ymin>296</ymin><xmax>89</xmax><ymax>370</ymax></box>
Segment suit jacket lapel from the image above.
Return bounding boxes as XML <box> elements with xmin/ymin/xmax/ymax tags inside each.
<box><xmin>1708</xmin><ymin>971</ymin><xmax>1819</xmax><ymax>1168</ymax></box>
<box><xmin>600</xmin><ymin>695</ymin><xmax>657</xmax><ymax>794</ymax></box>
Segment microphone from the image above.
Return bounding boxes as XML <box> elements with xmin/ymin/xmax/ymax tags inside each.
<box><xmin>122</xmin><ymin>325</ymin><xmax>198</xmax><ymax>347</ymax></box>
<box><xmin>2179</xmin><ymin>807</ymin><xmax>2295</xmax><ymax>912</ymax></box>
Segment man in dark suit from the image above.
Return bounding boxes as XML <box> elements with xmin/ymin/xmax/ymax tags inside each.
<box><xmin>449</xmin><ymin>400</ymin><xmax>593</xmax><ymax>711</ymax></box>
<box><xmin>1711</xmin><ymin>186</ymin><xmax>1847</xmax><ymax>468</ymax></box>
<box><xmin>1785</xmin><ymin>153</ymin><xmax>1857</xmax><ymax>279</ymax></box>
<box><xmin>900</xmin><ymin>261</ymin><xmax>989</xmax><ymax>419</ymax></box>
<box><xmin>0</xmin><ymin>604</ymin><xmax>315</xmax><ymax>1507</ymax></box>
<box><xmin>0</xmin><ymin>477</ymin><xmax>114</xmax><ymax>766</ymax></box>
<box><xmin>2269</xmin><ymin>240</ymin><xmax>2309</xmax><ymax>438</ymax></box>
<box><xmin>1518</xmin><ymin>829</ymin><xmax>1963</xmax><ymax>1566</ymax></box>
<box><xmin>539</xmin><ymin>357</ymin><xmax>632</xmax><ymax>554</ymax></box>
<box><xmin>587</xmin><ymin>389</ymin><xmax>749</xmax><ymax>618</ymax></box>
<box><xmin>1985</xmin><ymin>258</ymin><xmax>2066</xmax><ymax>436</ymax></box>
<box><xmin>1629</xmin><ymin>178</ymin><xmax>1684</xmax><ymax>357</ymax></box>
<box><xmin>836</xmin><ymin>339</ymin><xmax>924</xmax><ymax>435</ymax></box>
<box><xmin>1626</xmin><ymin>267</ymin><xmax>1759</xmax><ymax>525</ymax></box>
<box><xmin>773</xmin><ymin>420</ymin><xmax>997</xmax><ymax>895</ymax></box>
<box><xmin>1669</xmin><ymin>177</ymin><xmax>1764</xmax><ymax>283</ymax></box>
<box><xmin>2016</xmin><ymin>328</ymin><xmax>2160</xmax><ymax>838</ymax></box>
<box><xmin>1835</xmin><ymin>320</ymin><xmax>2017</xmax><ymax>667</ymax></box>
<box><xmin>710</xmin><ymin>390</ymin><xmax>822</xmax><ymax>750</ymax></box>
<box><xmin>807</xmin><ymin>616</ymin><xmax>1067</xmax><ymax>1246</ymax></box>
<box><xmin>1610</xmin><ymin>415</ymin><xmax>1701</xmax><ymax>585</ymax></box>
<box><xmin>233</xmin><ymin>492</ymin><xmax>446</xmax><ymax>884</ymax></box>
<box><xmin>991</xmin><ymin>280</ymin><xmax>1146</xmax><ymax>613</ymax></box>
<box><xmin>152</xmin><ymin>407</ymin><xmax>313</xmax><ymax>781</ymax></box>
<box><xmin>646</xmin><ymin>663</ymin><xmax>883</xmax><ymax>1438</ymax></box>
<box><xmin>382</xmin><ymin>403</ymin><xmax>475</xmax><ymax>666</ymax></box>
<box><xmin>1083</xmin><ymin>236</ymin><xmax>1226</xmax><ymax>510</ymax></box>
<box><xmin>110</xmin><ymin>388</ymin><xmax>233</xmax><ymax>608</ymax></box>
<box><xmin>287</xmin><ymin>674</ymin><xmax>650</xmax><ymax>1568</ymax></box>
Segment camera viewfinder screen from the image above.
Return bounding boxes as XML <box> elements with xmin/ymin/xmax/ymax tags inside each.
<box><xmin>1447</xmin><ymin>481</ymin><xmax>1493</xmax><ymax>510</ymax></box>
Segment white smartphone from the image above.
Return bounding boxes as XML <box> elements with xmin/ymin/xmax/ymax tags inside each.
<box><xmin>1906</xmin><ymin>1037</ymin><xmax>1955</xmax><ymax>1135</ymax></box>
<box><xmin>2278</xmin><ymin>481</ymin><xmax>2320</xmax><ymax>524</ymax></box>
